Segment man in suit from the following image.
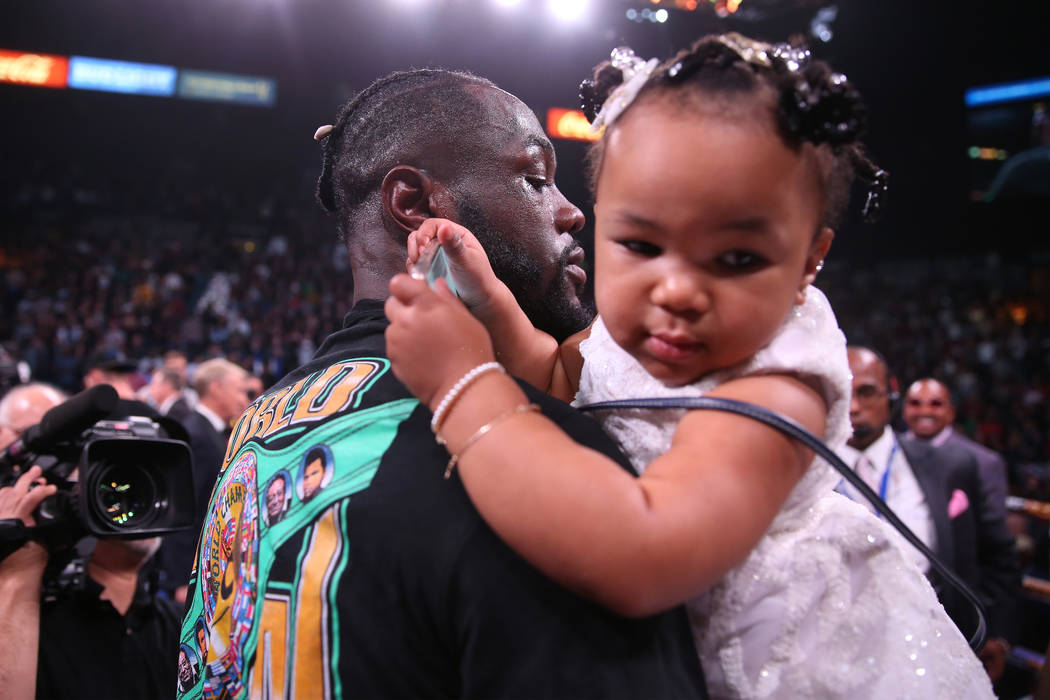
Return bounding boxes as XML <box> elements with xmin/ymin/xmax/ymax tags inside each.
<box><xmin>903</xmin><ymin>377</ymin><xmax>1010</xmax><ymax>518</ymax></box>
<box><xmin>838</xmin><ymin>346</ymin><xmax>1019</xmax><ymax>682</ymax></box>
<box><xmin>158</xmin><ymin>357</ymin><xmax>250</xmax><ymax>602</ymax></box>
<box><xmin>145</xmin><ymin>366</ymin><xmax>193</xmax><ymax>423</ymax></box>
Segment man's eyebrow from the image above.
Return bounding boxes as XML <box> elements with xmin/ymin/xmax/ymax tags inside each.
<box><xmin>524</xmin><ymin>135</ymin><xmax>555</xmax><ymax>157</ymax></box>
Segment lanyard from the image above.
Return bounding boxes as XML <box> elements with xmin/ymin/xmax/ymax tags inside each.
<box><xmin>874</xmin><ymin>442</ymin><xmax>898</xmax><ymax>519</ymax></box>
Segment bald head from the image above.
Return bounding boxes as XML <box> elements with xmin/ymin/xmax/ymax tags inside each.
<box><xmin>903</xmin><ymin>378</ymin><xmax>955</xmax><ymax>440</ymax></box>
<box><xmin>0</xmin><ymin>383</ymin><xmax>68</xmax><ymax>450</ymax></box>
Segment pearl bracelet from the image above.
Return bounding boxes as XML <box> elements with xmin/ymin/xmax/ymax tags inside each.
<box><xmin>430</xmin><ymin>361</ymin><xmax>505</xmax><ymax>435</ymax></box>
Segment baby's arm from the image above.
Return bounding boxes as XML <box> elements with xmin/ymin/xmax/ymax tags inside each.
<box><xmin>385</xmin><ymin>283</ymin><xmax>826</xmax><ymax>617</ymax></box>
<box><xmin>406</xmin><ymin>219</ymin><xmax>580</xmax><ymax>399</ymax></box>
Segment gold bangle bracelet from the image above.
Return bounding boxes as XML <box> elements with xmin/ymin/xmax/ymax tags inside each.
<box><xmin>444</xmin><ymin>403</ymin><xmax>541</xmax><ymax>479</ymax></box>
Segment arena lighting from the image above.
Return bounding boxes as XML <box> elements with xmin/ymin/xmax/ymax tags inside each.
<box><xmin>655</xmin><ymin>8</ymin><xmax>669</xmax><ymax>21</ymax></box>
<box><xmin>494</xmin><ymin>0</ymin><xmax>523</xmax><ymax>6</ymax></box>
<box><xmin>548</xmin><ymin>0</ymin><xmax>588</xmax><ymax>22</ymax></box>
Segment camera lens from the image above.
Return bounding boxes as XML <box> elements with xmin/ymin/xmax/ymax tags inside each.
<box><xmin>90</xmin><ymin>461</ymin><xmax>159</xmax><ymax>530</ymax></box>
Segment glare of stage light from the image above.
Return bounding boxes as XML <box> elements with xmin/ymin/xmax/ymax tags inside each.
<box><xmin>626</xmin><ymin>8</ymin><xmax>638</xmax><ymax>19</ymax></box>
<box><xmin>655</xmin><ymin>8</ymin><xmax>669</xmax><ymax>21</ymax></box>
<box><xmin>549</xmin><ymin>0</ymin><xmax>588</xmax><ymax>22</ymax></box>
<box><xmin>726</xmin><ymin>0</ymin><xmax>741</xmax><ymax>12</ymax></box>
<box><xmin>495</xmin><ymin>0</ymin><xmax>522</xmax><ymax>6</ymax></box>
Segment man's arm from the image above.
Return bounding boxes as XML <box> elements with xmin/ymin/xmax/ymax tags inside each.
<box><xmin>0</xmin><ymin>466</ymin><xmax>57</xmax><ymax>700</ymax></box>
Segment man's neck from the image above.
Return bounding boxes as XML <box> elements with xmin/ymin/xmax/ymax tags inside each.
<box><xmin>847</xmin><ymin>424</ymin><xmax>891</xmax><ymax>452</ymax></box>
<box><xmin>87</xmin><ymin>541</ymin><xmax>145</xmax><ymax>616</ymax></box>
<box><xmin>196</xmin><ymin>401</ymin><xmax>227</xmax><ymax>432</ymax></box>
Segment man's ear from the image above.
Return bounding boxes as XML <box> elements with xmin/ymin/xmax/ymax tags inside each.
<box><xmin>381</xmin><ymin>166</ymin><xmax>457</xmax><ymax>235</ymax></box>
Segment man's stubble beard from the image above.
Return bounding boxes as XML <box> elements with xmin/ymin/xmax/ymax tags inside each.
<box><xmin>456</xmin><ymin>195</ymin><xmax>595</xmax><ymax>342</ymax></box>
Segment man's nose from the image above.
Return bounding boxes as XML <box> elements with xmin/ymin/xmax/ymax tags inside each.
<box><xmin>553</xmin><ymin>187</ymin><xmax>585</xmax><ymax>236</ymax></box>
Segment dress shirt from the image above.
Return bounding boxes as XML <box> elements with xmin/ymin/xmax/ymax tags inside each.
<box><xmin>194</xmin><ymin>402</ymin><xmax>227</xmax><ymax>434</ymax></box>
<box><xmin>904</xmin><ymin>425</ymin><xmax>952</xmax><ymax>447</ymax></box>
<box><xmin>837</xmin><ymin>426</ymin><xmax>936</xmax><ymax>573</ymax></box>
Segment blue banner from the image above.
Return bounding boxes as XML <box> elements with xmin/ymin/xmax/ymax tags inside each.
<box><xmin>178</xmin><ymin>69</ymin><xmax>276</xmax><ymax>107</ymax></box>
<box><xmin>68</xmin><ymin>56</ymin><xmax>176</xmax><ymax>96</ymax></box>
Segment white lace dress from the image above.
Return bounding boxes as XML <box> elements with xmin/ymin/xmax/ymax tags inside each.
<box><xmin>575</xmin><ymin>288</ymin><xmax>993</xmax><ymax>699</ymax></box>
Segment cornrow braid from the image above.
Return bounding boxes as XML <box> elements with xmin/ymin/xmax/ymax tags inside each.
<box><xmin>315</xmin><ymin>69</ymin><xmax>497</xmax><ymax>238</ymax></box>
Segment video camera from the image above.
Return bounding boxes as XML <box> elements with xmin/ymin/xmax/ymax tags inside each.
<box><xmin>0</xmin><ymin>385</ymin><xmax>196</xmax><ymax>552</ymax></box>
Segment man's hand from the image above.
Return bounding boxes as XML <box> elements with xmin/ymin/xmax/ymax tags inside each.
<box><xmin>977</xmin><ymin>637</ymin><xmax>1008</xmax><ymax>682</ymax></box>
<box><xmin>0</xmin><ymin>465</ymin><xmax>54</xmax><ymax>700</ymax></box>
<box><xmin>0</xmin><ymin>465</ymin><xmax>54</xmax><ymax>575</ymax></box>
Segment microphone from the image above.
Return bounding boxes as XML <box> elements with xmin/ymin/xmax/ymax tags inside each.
<box><xmin>0</xmin><ymin>385</ymin><xmax>119</xmax><ymax>467</ymax></box>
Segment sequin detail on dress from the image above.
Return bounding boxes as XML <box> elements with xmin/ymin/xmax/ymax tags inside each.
<box><xmin>575</xmin><ymin>288</ymin><xmax>993</xmax><ymax>699</ymax></box>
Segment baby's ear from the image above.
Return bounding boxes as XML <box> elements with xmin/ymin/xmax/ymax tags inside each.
<box><xmin>796</xmin><ymin>227</ymin><xmax>834</xmax><ymax>305</ymax></box>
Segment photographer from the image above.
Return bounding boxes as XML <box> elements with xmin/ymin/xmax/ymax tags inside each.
<box><xmin>0</xmin><ymin>386</ymin><xmax>182</xmax><ymax>699</ymax></box>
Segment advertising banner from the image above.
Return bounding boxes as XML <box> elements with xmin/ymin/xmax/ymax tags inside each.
<box><xmin>178</xmin><ymin>69</ymin><xmax>276</xmax><ymax>107</ymax></box>
<box><xmin>68</xmin><ymin>56</ymin><xmax>177</xmax><ymax>96</ymax></box>
<box><xmin>546</xmin><ymin>107</ymin><xmax>600</xmax><ymax>142</ymax></box>
<box><xmin>0</xmin><ymin>50</ymin><xmax>68</xmax><ymax>88</ymax></box>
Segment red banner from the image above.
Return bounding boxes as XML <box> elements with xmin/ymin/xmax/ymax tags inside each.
<box><xmin>0</xmin><ymin>50</ymin><xmax>69</xmax><ymax>88</ymax></box>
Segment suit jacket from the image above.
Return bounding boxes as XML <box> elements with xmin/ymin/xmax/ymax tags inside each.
<box><xmin>164</xmin><ymin>396</ymin><xmax>193</xmax><ymax>425</ymax></box>
<box><xmin>942</xmin><ymin>429</ymin><xmax>1009</xmax><ymax>520</ymax></box>
<box><xmin>896</xmin><ymin>435</ymin><xmax>1019</xmax><ymax>641</ymax></box>
<box><xmin>157</xmin><ymin>408</ymin><xmax>226</xmax><ymax>592</ymax></box>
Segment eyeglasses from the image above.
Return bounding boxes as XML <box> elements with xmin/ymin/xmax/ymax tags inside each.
<box><xmin>852</xmin><ymin>385</ymin><xmax>888</xmax><ymax>402</ymax></box>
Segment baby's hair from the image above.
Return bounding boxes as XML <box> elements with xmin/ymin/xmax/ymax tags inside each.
<box><xmin>581</xmin><ymin>33</ymin><xmax>887</xmax><ymax>229</ymax></box>
<box><xmin>315</xmin><ymin>69</ymin><xmax>497</xmax><ymax>239</ymax></box>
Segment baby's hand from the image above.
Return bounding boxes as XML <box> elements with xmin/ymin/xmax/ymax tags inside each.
<box><xmin>385</xmin><ymin>273</ymin><xmax>497</xmax><ymax>409</ymax></box>
<box><xmin>406</xmin><ymin>219</ymin><xmax>503</xmax><ymax>312</ymax></box>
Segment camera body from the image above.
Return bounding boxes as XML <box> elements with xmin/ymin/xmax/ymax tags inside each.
<box><xmin>1</xmin><ymin>415</ymin><xmax>196</xmax><ymax>540</ymax></box>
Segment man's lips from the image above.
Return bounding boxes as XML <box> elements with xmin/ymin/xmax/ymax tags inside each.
<box><xmin>645</xmin><ymin>333</ymin><xmax>702</xmax><ymax>362</ymax></box>
<box><xmin>566</xmin><ymin>246</ymin><xmax>587</xmax><ymax>288</ymax></box>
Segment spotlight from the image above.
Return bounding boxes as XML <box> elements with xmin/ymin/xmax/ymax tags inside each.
<box><xmin>655</xmin><ymin>8</ymin><xmax>668</xmax><ymax>21</ymax></box>
<box><xmin>626</xmin><ymin>8</ymin><xmax>638</xmax><ymax>19</ymax></box>
<box><xmin>549</xmin><ymin>0</ymin><xmax>588</xmax><ymax>22</ymax></box>
<box><xmin>495</xmin><ymin>0</ymin><xmax>523</xmax><ymax>6</ymax></box>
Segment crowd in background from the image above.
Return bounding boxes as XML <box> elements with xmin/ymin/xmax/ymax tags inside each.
<box><xmin>4</xmin><ymin>176</ymin><xmax>1047</xmax><ymax>501</ymax></box>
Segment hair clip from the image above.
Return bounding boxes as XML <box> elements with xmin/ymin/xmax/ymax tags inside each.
<box><xmin>589</xmin><ymin>47</ymin><xmax>659</xmax><ymax>131</ymax></box>
<box><xmin>313</xmin><ymin>124</ymin><xmax>334</xmax><ymax>141</ymax></box>
<box><xmin>861</xmin><ymin>169</ymin><xmax>889</xmax><ymax>223</ymax></box>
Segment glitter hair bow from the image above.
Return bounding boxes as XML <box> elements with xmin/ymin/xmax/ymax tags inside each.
<box><xmin>587</xmin><ymin>47</ymin><xmax>659</xmax><ymax>132</ymax></box>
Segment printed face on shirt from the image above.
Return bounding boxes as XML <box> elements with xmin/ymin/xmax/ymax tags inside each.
<box><xmin>592</xmin><ymin>97</ymin><xmax>830</xmax><ymax>386</ymax></box>
<box><xmin>903</xmin><ymin>379</ymin><xmax>955</xmax><ymax>439</ymax></box>
<box><xmin>302</xmin><ymin>458</ymin><xmax>325</xmax><ymax>501</ymax></box>
<box><xmin>265</xmin><ymin>475</ymin><xmax>287</xmax><ymax>521</ymax></box>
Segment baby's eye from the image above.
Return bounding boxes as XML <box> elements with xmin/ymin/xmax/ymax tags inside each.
<box><xmin>718</xmin><ymin>250</ymin><xmax>765</xmax><ymax>270</ymax></box>
<box><xmin>619</xmin><ymin>239</ymin><xmax>661</xmax><ymax>257</ymax></box>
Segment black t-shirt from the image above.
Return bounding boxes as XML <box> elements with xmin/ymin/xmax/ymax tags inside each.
<box><xmin>37</xmin><ymin>575</ymin><xmax>182</xmax><ymax>699</ymax></box>
<box><xmin>176</xmin><ymin>299</ymin><xmax>707</xmax><ymax>699</ymax></box>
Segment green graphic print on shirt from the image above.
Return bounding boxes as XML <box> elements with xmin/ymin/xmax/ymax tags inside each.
<box><xmin>175</xmin><ymin>358</ymin><xmax>416</xmax><ymax>700</ymax></box>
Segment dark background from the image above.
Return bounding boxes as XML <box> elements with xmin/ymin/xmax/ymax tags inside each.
<box><xmin>2</xmin><ymin>0</ymin><xmax>1048</xmax><ymax>259</ymax></box>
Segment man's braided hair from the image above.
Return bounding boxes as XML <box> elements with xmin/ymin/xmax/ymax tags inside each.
<box><xmin>315</xmin><ymin>69</ymin><xmax>497</xmax><ymax>239</ymax></box>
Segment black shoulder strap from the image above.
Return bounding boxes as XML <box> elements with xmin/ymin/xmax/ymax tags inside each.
<box><xmin>578</xmin><ymin>395</ymin><xmax>987</xmax><ymax>652</ymax></box>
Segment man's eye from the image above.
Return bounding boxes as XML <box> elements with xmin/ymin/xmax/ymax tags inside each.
<box><xmin>526</xmin><ymin>176</ymin><xmax>551</xmax><ymax>190</ymax></box>
<box><xmin>718</xmin><ymin>250</ymin><xmax>764</xmax><ymax>269</ymax></box>
<box><xmin>620</xmin><ymin>240</ymin><xmax>661</xmax><ymax>257</ymax></box>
